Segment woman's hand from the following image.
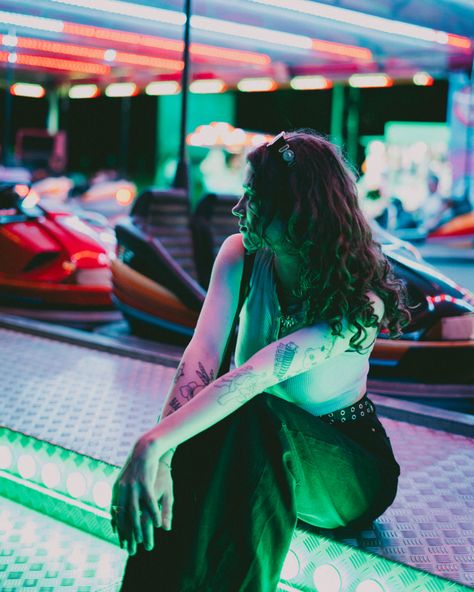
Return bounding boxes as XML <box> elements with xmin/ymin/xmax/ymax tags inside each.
<box><xmin>110</xmin><ymin>435</ymin><xmax>168</xmax><ymax>555</ymax></box>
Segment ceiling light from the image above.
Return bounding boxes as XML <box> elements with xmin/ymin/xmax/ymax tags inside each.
<box><xmin>145</xmin><ymin>81</ymin><xmax>180</xmax><ymax>95</ymax></box>
<box><xmin>189</xmin><ymin>79</ymin><xmax>226</xmax><ymax>94</ymax></box>
<box><xmin>349</xmin><ymin>74</ymin><xmax>393</xmax><ymax>88</ymax></box>
<box><xmin>51</xmin><ymin>0</ymin><xmax>184</xmax><ymax>25</ymax></box>
<box><xmin>413</xmin><ymin>72</ymin><xmax>434</xmax><ymax>86</ymax></box>
<box><xmin>62</xmin><ymin>23</ymin><xmax>270</xmax><ymax>66</ymax></box>
<box><xmin>237</xmin><ymin>77</ymin><xmax>277</xmax><ymax>92</ymax></box>
<box><xmin>0</xmin><ymin>10</ymin><xmax>64</xmax><ymax>33</ymax></box>
<box><xmin>69</xmin><ymin>84</ymin><xmax>99</xmax><ymax>98</ymax></box>
<box><xmin>10</xmin><ymin>83</ymin><xmax>45</xmax><ymax>98</ymax></box>
<box><xmin>290</xmin><ymin>75</ymin><xmax>332</xmax><ymax>90</ymax></box>
<box><xmin>2</xmin><ymin>34</ymin><xmax>18</xmax><ymax>47</ymax></box>
<box><xmin>248</xmin><ymin>0</ymin><xmax>471</xmax><ymax>48</ymax></box>
<box><xmin>105</xmin><ymin>82</ymin><xmax>137</xmax><ymax>97</ymax></box>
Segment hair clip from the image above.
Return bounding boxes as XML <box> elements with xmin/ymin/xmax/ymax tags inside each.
<box><xmin>267</xmin><ymin>131</ymin><xmax>296</xmax><ymax>167</ymax></box>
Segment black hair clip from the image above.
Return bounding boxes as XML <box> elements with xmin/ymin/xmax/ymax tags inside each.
<box><xmin>267</xmin><ymin>131</ymin><xmax>296</xmax><ymax>167</ymax></box>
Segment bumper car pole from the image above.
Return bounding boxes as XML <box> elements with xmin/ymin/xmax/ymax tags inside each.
<box><xmin>173</xmin><ymin>0</ymin><xmax>192</xmax><ymax>193</ymax></box>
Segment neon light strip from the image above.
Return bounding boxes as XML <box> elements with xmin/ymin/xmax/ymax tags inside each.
<box><xmin>50</xmin><ymin>0</ymin><xmax>371</xmax><ymax>57</ymax></box>
<box><xmin>0</xmin><ymin>12</ymin><xmax>269</xmax><ymax>66</ymax></box>
<box><xmin>0</xmin><ymin>10</ymin><xmax>64</xmax><ymax>32</ymax></box>
<box><xmin>51</xmin><ymin>0</ymin><xmax>184</xmax><ymax>25</ymax></box>
<box><xmin>9</xmin><ymin>36</ymin><xmax>183</xmax><ymax>71</ymax></box>
<box><xmin>312</xmin><ymin>39</ymin><xmax>371</xmax><ymax>60</ymax></box>
<box><xmin>191</xmin><ymin>15</ymin><xmax>311</xmax><ymax>49</ymax></box>
<box><xmin>62</xmin><ymin>23</ymin><xmax>271</xmax><ymax>65</ymax></box>
<box><xmin>0</xmin><ymin>469</ymin><xmax>110</xmax><ymax>519</ymax></box>
<box><xmin>0</xmin><ymin>51</ymin><xmax>109</xmax><ymax>74</ymax></box>
<box><xmin>248</xmin><ymin>0</ymin><xmax>472</xmax><ymax>49</ymax></box>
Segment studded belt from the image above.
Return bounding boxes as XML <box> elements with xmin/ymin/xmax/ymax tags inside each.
<box><xmin>318</xmin><ymin>393</ymin><xmax>375</xmax><ymax>424</ymax></box>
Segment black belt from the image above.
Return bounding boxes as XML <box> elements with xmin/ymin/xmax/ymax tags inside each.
<box><xmin>318</xmin><ymin>393</ymin><xmax>375</xmax><ymax>424</ymax></box>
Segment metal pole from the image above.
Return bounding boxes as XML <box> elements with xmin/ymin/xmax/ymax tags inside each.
<box><xmin>119</xmin><ymin>95</ymin><xmax>131</xmax><ymax>176</ymax></box>
<box><xmin>2</xmin><ymin>63</ymin><xmax>14</xmax><ymax>166</ymax></box>
<box><xmin>463</xmin><ymin>47</ymin><xmax>474</xmax><ymax>210</ymax></box>
<box><xmin>330</xmin><ymin>83</ymin><xmax>344</xmax><ymax>149</ymax></box>
<box><xmin>346</xmin><ymin>85</ymin><xmax>360</xmax><ymax>167</ymax></box>
<box><xmin>173</xmin><ymin>0</ymin><xmax>192</xmax><ymax>191</ymax></box>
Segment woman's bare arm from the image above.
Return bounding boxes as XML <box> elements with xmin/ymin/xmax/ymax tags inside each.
<box><xmin>156</xmin><ymin>233</ymin><xmax>246</xmax><ymax>463</ymax></box>
<box><xmin>144</xmin><ymin>295</ymin><xmax>384</xmax><ymax>457</ymax></box>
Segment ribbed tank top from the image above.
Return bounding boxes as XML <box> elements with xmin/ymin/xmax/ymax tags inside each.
<box><xmin>234</xmin><ymin>247</ymin><xmax>379</xmax><ymax>416</ymax></box>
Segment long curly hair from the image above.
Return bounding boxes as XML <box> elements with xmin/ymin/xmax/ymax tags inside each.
<box><xmin>245</xmin><ymin>129</ymin><xmax>411</xmax><ymax>353</ymax></box>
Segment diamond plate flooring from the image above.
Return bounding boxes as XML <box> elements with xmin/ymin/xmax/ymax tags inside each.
<box><xmin>1</xmin><ymin>327</ymin><xmax>473</xmax><ymax>588</ymax></box>
<box><xmin>0</xmin><ymin>497</ymin><xmax>126</xmax><ymax>591</ymax></box>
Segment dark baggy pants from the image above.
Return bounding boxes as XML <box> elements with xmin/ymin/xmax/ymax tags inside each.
<box><xmin>120</xmin><ymin>393</ymin><xmax>400</xmax><ymax>592</ymax></box>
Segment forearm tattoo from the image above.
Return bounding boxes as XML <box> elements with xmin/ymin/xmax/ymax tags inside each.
<box><xmin>215</xmin><ymin>365</ymin><xmax>260</xmax><ymax>406</ymax></box>
<box><xmin>273</xmin><ymin>341</ymin><xmax>299</xmax><ymax>379</ymax></box>
<box><xmin>173</xmin><ymin>361</ymin><xmax>186</xmax><ymax>384</ymax></box>
<box><xmin>163</xmin><ymin>361</ymin><xmax>216</xmax><ymax>417</ymax></box>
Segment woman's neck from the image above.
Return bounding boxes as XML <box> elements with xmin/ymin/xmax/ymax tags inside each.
<box><xmin>272</xmin><ymin>251</ymin><xmax>305</xmax><ymax>312</ymax></box>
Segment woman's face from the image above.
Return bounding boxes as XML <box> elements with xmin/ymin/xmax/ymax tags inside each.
<box><xmin>232</xmin><ymin>186</ymin><xmax>286</xmax><ymax>252</ymax></box>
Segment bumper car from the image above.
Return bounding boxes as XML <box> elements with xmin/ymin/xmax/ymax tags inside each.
<box><xmin>112</xmin><ymin>191</ymin><xmax>474</xmax><ymax>384</ymax></box>
<box><xmin>0</xmin><ymin>183</ymin><xmax>117</xmax><ymax>324</ymax></box>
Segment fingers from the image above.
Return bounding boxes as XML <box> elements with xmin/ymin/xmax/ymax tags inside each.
<box><xmin>142</xmin><ymin>488</ymin><xmax>161</xmax><ymax>529</ymax></box>
<box><xmin>141</xmin><ymin>510</ymin><xmax>155</xmax><ymax>551</ymax></box>
<box><xmin>161</xmin><ymin>494</ymin><xmax>174</xmax><ymax>531</ymax></box>
<box><xmin>129</xmin><ymin>488</ymin><xmax>143</xmax><ymax>549</ymax></box>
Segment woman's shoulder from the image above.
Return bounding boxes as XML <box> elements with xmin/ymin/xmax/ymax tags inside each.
<box><xmin>215</xmin><ymin>233</ymin><xmax>245</xmax><ymax>267</ymax></box>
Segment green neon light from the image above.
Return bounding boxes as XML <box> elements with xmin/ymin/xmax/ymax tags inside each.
<box><xmin>0</xmin><ymin>469</ymin><xmax>110</xmax><ymax>519</ymax></box>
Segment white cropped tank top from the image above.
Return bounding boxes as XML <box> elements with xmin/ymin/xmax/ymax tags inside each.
<box><xmin>234</xmin><ymin>248</ymin><xmax>379</xmax><ymax>416</ymax></box>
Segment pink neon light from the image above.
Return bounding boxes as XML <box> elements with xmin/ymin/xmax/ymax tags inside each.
<box><xmin>446</xmin><ymin>34</ymin><xmax>471</xmax><ymax>50</ymax></box>
<box><xmin>62</xmin><ymin>23</ymin><xmax>271</xmax><ymax>65</ymax></box>
<box><xmin>114</xmin><ymin>51</ymin><xmax>182</xmax><ymax>70</ymax></box>
<box><xmin>311</xmin><ymin>39</ymin><xmax>372</xmax><ymax>61</ymax></box>
<box><xmin>0</xmin><ymin>51</ymin><xmax>109</xmax><ymax>74</ymax></box>
<box><xmin>12</xmin><ymin>37</ymin><xmax>182</xmax><ymax>71</ymax></box>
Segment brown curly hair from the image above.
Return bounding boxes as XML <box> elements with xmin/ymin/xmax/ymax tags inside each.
<box><xmin>245</xmin><ymin>129</ymin><xmax>411</xmax><ymax>353</ymax></box>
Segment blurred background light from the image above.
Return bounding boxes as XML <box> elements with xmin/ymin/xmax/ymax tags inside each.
<box><xmin>313</xmin><ymin>564</ymin><xmax>342</xmax><ymax>592</ymax></box>
<box><xmin>69</xmin><ymin>84</ymin><xmax>99</xmax><ymax>99</ymax></box>
<box><xmin>237</xmin><ymin>77</ymin><xmax>277</xmax><ymax>92</ymax></box>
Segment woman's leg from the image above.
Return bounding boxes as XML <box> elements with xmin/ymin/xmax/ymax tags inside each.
<box><xmin>120</xmin><ymin>393</ymin><xmax>400</xmax><ymax>591</ymax></box>
<box><xmin>265</xmin><ymin>394</ymin><xmax>401</xmax><ymax>530</ymax></box>
<box><xmin>120</xmin><ymin>394</ymin><xmax>299</xmax><ymax>592</ymax></box>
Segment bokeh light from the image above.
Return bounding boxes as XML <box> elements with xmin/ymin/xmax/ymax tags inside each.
<box><xmin>280</xmin><ymin>549</ymin><xmax>300</xmax><ymax>580</ymax></box>
<box><xmin>0</xmin><ymin>445</ymin><xmax>13</xmax><ymax>469</ymax></box>
<box><xmin>313</xmin><ymin>564</ymin><xmax>342</xmax><ymax>592</ymax></box>
<box><xmin>356</xmin><ymin>579</ymin><xmax>386</xmax><ymax>592</ymax></box>
<box><xmin>41</xmin><ymin>462</ymin><xmax>61</xmax><ymax>488</ymax></box>
<box><xmin>66</xmin><ymin>471</ymin><xmax>87</xmax><ymax>498</ymax></box>
<box><xmin>17</xmin><ymin>454</ymin><xmax>37</xmax><ymax>479</ymax></box>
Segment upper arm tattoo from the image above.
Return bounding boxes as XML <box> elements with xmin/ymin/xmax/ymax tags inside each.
<box><xmin>273</xmin><ymin>341</ymin><xmax>299</xmax><ymax>379</ymax></box>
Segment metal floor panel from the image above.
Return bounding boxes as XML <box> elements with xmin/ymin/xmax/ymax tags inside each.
<box><xmin>0</xmin><ymin>327</ymin><xmax>175</xmax><ymax>466</ymax></box>
<box><xmin>0</xmin><ymin>497</ymin><xmax>126</xmax><ymax>591</ymax></box>
<box><xmin>1</xmin><ymin>327</ymin><xmax>474</xmax><ymax>588</ymax></box>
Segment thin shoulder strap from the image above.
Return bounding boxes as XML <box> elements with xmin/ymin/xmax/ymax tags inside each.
<box><xmin>217</xmin><ymin>250</ymin><xmax>256</xmax><ymax>377</ymax></box>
